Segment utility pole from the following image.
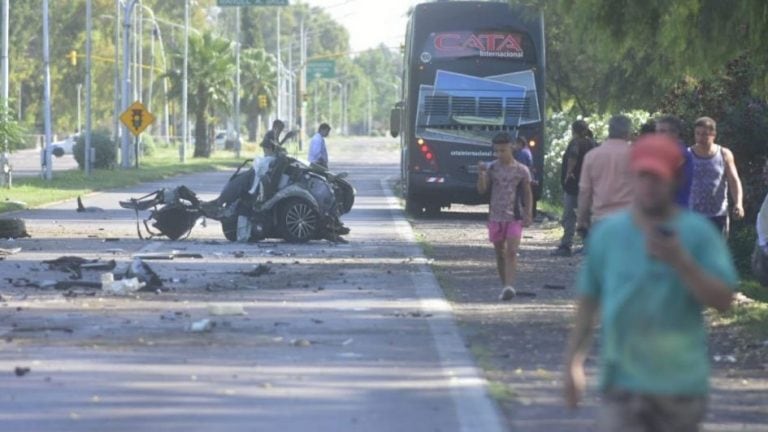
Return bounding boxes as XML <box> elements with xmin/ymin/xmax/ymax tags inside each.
<box><xmin>181</xmin><ymin>0</ymin><xmax>189</xmax><ymax>162</ymax></box>
<box><xmin>85</xmin><ymin>0</ymin><xmax>93</xmax><ymax>175</ymax></box>
<box><xmin>1</xmin><ymin>0</ymin><xmax>10</xmax><ymax>187</ymax></box>
<box><xmin>42</xmin><ymin>0</ymin><xmax>53</xmax><ymax>180</ymax></box>
<box><xmin>234</xmin><ymin>7</ymin><xmax>241</xmax><ymax>158</ymax></box>
<box><xmin>77</xmin><ymin>84</ymin><xmax>82</xmax><ymax>133</ymax></box>
<box><xmin>121</xmin><ymin>0</ymin><xmax>139</xmax><ymax>168</ymax></box>
<box><xmin>113</xmin><ymin>0</ymin><xmax>121</xmax><ymax>150</ymax></box>
<box><xmin>275</xmin><ymin>8</ymin><xmax>280</xmax><ymax>123</ymax></box>
<box><xmin>298</xmin><ymin>16</ymin><xmax>306</xmax><ymax>150</ymax></box>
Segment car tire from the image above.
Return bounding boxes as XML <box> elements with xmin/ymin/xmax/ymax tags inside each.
<box><xmin>279</xmin><ymin>198</ymin><xmax>319</xmax><ymax>244</ymax></box>
<box><xmin>0</xmin><ymin>218</ymin><xmax>30</xmax><ymax>239</ymax></box>
<box><xmin>221</xmin><ymin>216</ymin><xmax>238</xmax><ymax>242</ymax></box>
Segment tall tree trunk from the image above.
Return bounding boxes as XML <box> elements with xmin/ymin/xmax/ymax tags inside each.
<box><xmin>193</xmin><ymin>86</ymin><xmax>211</xmax><ymax>158</ymax></box>
<box><xmin>247</xmin><ymin>102</ymin><xmax>258</xmax><ymax>142</ymax></box>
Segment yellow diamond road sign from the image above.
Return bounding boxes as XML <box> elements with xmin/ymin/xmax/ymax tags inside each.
<box><xmin>120</xmin><ymin>101</ymin><xmax>156</xmax><ymax>137</ymax></box>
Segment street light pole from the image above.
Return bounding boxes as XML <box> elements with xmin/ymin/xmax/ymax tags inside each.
<box><xmin>181</xmin><ymin>0</ymin><xmax>189</xmax><ymax>162</ymax></box>
<box><xmin>85</xmin><ymin>0</ymin><xmax>93</xmax><ymax>175</ymax></box>
<box><xmin>113</xmin><ymin>0</ymin><xmax>120</xmax><ymax>151</ymax></box>
<box><xmin>276</xmin><ymin>8</ymin><xmax>280</xmax><ymax>122</ymax></box>
<box><xmin>1</xmin><ymin>0</ymin><xmax>10</xmax><ymax>187</ymax></box>
<box><xmin>42</xmin><ymin>0</ymin><xmax>53</xmax><ymax>180</ymax></box>
<box><xmin>121</xmin><ymin>0</ymin><xmax>139</xmax><ymax>168</ymax></box>
<box><xmin>234</xmin><ymin>6</ymin><xmax>241</xmax><ymax>158</ymax></box>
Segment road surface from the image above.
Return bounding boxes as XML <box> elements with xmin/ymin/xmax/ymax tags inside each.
<box><xmin>8</xmin><ymin>148</ymin><xmax>78</xmax><ymax>178</ymax></box>
<box><xmin>0</xmin><ymin>139</ymin><xmax>506</xmax><ymax>431</ymax></box>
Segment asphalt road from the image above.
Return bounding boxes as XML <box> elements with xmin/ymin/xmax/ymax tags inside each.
<box><xmin>0</xmin><ymin>139</ymin><xmax>505</xmax><ymax>431</ymax></box>
<box><xmin>8</xmin><ymin>148</ymin><xmax>78</xmax><ymax>178</ymax></box>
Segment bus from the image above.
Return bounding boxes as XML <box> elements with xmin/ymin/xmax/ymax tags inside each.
<box><xmin>391</xmin><ymin>1</ymin><xmax>546</xmax><ymax>215</ymax></box>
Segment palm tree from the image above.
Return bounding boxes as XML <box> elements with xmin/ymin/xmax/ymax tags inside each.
<box><xmin>167</xmin><ymin>31</ymin><xmax>235</xmax><ymax>158</ymax></box>
<box><xmin>240</xmin><ymin>48</ymin><xmax>276</xmax><ymax>142</ymax></box>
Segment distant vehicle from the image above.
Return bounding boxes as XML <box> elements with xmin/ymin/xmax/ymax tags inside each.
<box><xmin>214</xmin><ymin>131</ymin><xmax>227</xmax><ymax>149</ymax></box>
<box><xmin>52</xmin><ymin>135</ymin><xmax>78</xmax><ymax>157</ymax></box>
<box><xmin>391</xmin><ymin>2</ymin><xmax>546</xmax><ymax>215</ymax></box>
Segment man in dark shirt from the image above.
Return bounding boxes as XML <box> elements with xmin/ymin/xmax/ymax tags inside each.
<box><xmin>553</xmin><ymin>120</ymin><xmax>595</xmax><ymax>256</ymax></box>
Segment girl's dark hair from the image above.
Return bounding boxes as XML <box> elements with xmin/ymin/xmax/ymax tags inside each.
<box><xmin>571</xmin><ymin>120</ymin><xmax>592</xmax><ymax>139</ymax></box>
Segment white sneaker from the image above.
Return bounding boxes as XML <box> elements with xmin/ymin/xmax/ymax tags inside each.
<box><xmin>499</xmin><ymin>286</ymin><xmax>516</xmax><ymax>301</ymax></box>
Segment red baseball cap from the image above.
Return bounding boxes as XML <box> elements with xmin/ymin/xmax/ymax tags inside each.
<box><xmin>631</xmin><ymin>133</ymin><xmax>684</xmax><ymax>181</ymax></box>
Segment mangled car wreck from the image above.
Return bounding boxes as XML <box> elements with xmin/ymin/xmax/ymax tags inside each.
<box><xmin>120</xmin><ymin>151</ymin><xmax>355</xmax><ymax>243</ymax></box>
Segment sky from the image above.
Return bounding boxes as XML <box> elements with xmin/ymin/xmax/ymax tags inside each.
<box><xmin>300</xmin><ymin>0</ymin><xmax>417</xmax><ymax>52</ymax></box>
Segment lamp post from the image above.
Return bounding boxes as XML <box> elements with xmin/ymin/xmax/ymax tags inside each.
<box><xmin>121</xmin><ymin>0</ymin><xmax>139</xmax><ymax>168</ymax></box>
<box><xmin>42</xmin><ymin>0</ymin><xmax>53</xmax><ymax>181</ymax></box>
<box><xmin>0</xmin><ymin>0</ymin><xmax>10</xmax><ymax>187</ymax></box>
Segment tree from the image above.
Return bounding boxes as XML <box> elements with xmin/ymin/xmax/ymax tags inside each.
<box><xmin>240</xmin><ymin>48</ymin><xmax>276</xmax><ymax>142</ymax></box>
<box><xmin>0</xmin><ymin>103</ymin><xmax>26</xmax><ymax>152</ymax></box>
<box><xmin>167</xmin><ymin>31</ymin><xmax>235</xmax><ymax>158</ymax></box>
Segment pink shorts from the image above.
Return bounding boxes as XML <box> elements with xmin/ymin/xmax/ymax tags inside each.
<box><xmin>488</xmin><ymin>220</ymin><xmax>523</xmax><ymax>243</ymax></box>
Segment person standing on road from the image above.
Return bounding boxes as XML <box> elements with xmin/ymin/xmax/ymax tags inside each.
<box><xmin>689</xmin><ymin>116</ymin><xmax>744</xmax><ymax>236</ymax></box>
<box><xmin>564</xmin><ymin>133</ymin><xmax>738</xmax><ymax>431</ymax></box>
<box><xmin>576</xmin><ymin>115</ymin><xmax>634</xmax><ymax>236</ymax></box>
<box><xmin>477</xmin><ymin>132</ymin><xmax>534</xmax><ymax>301</ymax></box>
<box><xmin>656</xmin><ymin>115</ymin><xmax>694</xmax><ymax>208</ymax></box>
<box><xmin>553</xmin><ymin>120</ymin><xmax>595</xmax><ymax>257</ymax></box>
<box><xmin>308</xmin><ymin>123</ymin><xmax>331</xmax><ymax>168</ymax></box>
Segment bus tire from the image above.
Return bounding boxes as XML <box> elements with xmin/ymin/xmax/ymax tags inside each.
<box><xmin>405</xmin><ymin>197</ymin><xmax>424</xmax><ymax>217</ymax></box>
<box><xmin>424</xmin><ymin>204</ymin><xmax>441</xmax><ymax>217</ymax></box>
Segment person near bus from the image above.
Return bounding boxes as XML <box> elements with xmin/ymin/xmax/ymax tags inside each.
<box><xmin>689</xmin><ymin>116</ymin><xmax>744</xmax><ymax>237</ymax></box>
<box><xmin>477</xmin><ymin>132</ymin><xmax>533</xmax><ymax>302</ymax></box>
<box><xmin>554</xmin><ymin>120</ymin><xmax>595</xmax><ymax>256</ymax></box>
<box><xmin>576</xmin><ymin>115</ymin><xmax>634</xmax><ymax>236</ymax></box>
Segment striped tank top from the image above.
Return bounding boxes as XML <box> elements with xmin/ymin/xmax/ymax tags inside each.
<box><xmin>690</xmin><ymin>146</ymin><xmax>728</xmax><ymax>217</ymax></box>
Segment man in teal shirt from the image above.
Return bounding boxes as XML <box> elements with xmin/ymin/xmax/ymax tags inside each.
<box><xmin>564</xmin><ymin>133</ymin><xmax>738</xmax><ymax>431</ymax></box>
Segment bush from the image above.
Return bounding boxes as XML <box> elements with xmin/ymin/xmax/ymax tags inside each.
<box><xmin>73</xmin><ymin>129</ymin><xmax>117</xmax><ymax>170</ymax></box>
<box><xmin>141</xmin><ymin>135</ymin><xmax>159</xmax><ymax>157</ymax></box>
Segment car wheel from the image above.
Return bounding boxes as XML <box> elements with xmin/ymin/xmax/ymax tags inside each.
<box><xmin>279</xmin><ymin>198</ymin><xmax>319</xmax><ymax>243</ymax></box>
<box><xmin>221</xmin><ymin>216</ymin><xmax>238</xmax><ymax>242</ymax></box>
<box><xmin>0</xmin><ymin>218</ymin><xmax>30</xmax><ymax>239</ymax></box>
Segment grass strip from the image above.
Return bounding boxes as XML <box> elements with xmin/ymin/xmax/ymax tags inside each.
<box><xmin>0</xmin><ymin>147</ymin><xmax>242</xmax><ymax>213</ymax></box>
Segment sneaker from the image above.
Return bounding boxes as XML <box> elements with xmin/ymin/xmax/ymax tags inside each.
<box><xmin>499</xmin><ymin>286</ymin><xmax>517</xmax><ymax>301</ymax></box>
<box><xmin>551</xmin><ymin>245</ymin><xmax>572</xmax><ymax>257</ymax></box>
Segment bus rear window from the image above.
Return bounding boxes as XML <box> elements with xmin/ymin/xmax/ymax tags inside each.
<box><xmin>425</xmin><ymin>31</ymin><xmax>528</xmax><ymax>60</ymax></box>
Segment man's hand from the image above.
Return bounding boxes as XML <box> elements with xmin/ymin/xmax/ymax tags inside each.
<box><xmin>647</xmin><ymin>228</ymin><xmax>690</xmax><ymax>270</ymax></box>
<box><xmin>564</xmin><ymin>361</ymin><xmax>586</xmax><ymax>409</ymax></box>
<box><xmin>523</xmin><ymin>213</ymin><xmax>533</xmax><ymax>228</ymax></box>
<box><xmin>733</xmin><ymin>205</ymin><xmax>745</xmax><ymax>220</ymax></box>
<box><xmin>478</xmin><ymin>162</ymin><xmax>488</xmax><ymax>174</ymax></box>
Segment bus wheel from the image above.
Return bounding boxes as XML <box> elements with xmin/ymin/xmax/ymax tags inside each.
<box><xmin>405</xmin><ymin>197</ymin><xmax>424</xmax><ymax>216</ymax></box>
<box><xmin>424</xmin><ymin>204</ymin><xmax>441</xmax><ymax>217</ymax></box>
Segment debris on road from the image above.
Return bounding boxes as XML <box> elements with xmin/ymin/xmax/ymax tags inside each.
<box><xmin>103</xmin><ymin>277</ymin><xmax>145</xmax><ymax>295</ymax></box>
<box><xmin>0</xmin><ymin>218</ymin><xmax>30</xmax><ymax>239</ymax></box>
<box><xmin>133</xmin><ymin>251</ymin><xmax>204</xmax><ymax>260</ymax></box>
<box><xmin>14</xmin><ymin>366</ymin><xmax>31</xmax><ymax>377</ymax></box>
<box><xmin>0</xmin><ymin>247</ymin><xmax>21</xmax><ymax>256</ymax></box>
<box><xmin>292</xmin><ymin>339</ymin><xmax>312</xmax><ymax>347</ymax></box>
<box><xmin>125</xmin><ymin>258</ymin><xmax>163</xmax><ymax>291</ymax></box>
<box><xmin>714</xmin><ymin>355</ymin><xmax>738</xmax><ymax>363</ymax></box>
<box><xmin>76</xmin><ymin>196</ymin><xmax>105</xmax><ymax>213</ymax></box>
<box><xmin>242</xmin><ymin>264</ymin><xmax>272</xmax><ymax>277</ymax></box>
<box><xmin>43</xmin><ymin>256</ymin><xmax>116</xmax><ymax>280</ymax></box>
<box><xmin>207</xmin><ymin>303</ymin><xmax>247</xmax><ymax>316</ymax></box>
<box><xmin>543</xmin><ymin>284</ymin><xmax>566</xmax><ymax>290</ymax></box>
<box><xmin>189</xmin><ymin>319</ymin><xmax>214</xmax><ymax>333</ymax></box>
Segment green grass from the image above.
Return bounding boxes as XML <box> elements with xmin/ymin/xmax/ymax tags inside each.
<box><xmin>0</xmin><ymin>147</ymin><xmax>241</xmax><ymax>213</ymax></box>
<box><xmin>711</xmin><ymin>280</ymin><xmax>768</xmax><ymax>338</ymax></box>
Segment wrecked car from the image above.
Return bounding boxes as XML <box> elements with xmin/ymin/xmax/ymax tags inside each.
<box><xmin>119</xmin><ymin>150</ymin><xmax>354</xmax><ymax>243</ymax></box>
